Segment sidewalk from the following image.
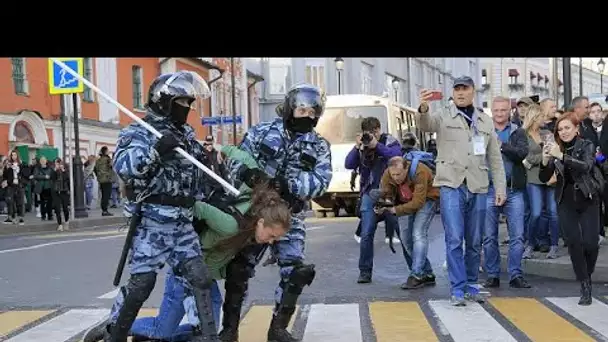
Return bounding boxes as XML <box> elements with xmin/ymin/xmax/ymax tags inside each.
<box><xmin>497</xmin><ymin>223</ymin><xmax>608</xmax><ymax>282</ymax></box>
<box><xmin>0</xmin><ymin>207</ymin><xmax>126</xmax><ymax>237</ymax></box>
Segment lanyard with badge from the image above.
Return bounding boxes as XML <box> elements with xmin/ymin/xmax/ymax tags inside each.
<box><xmin>457</xmin><ymin>109</ymin><xmax>485</xmax><ymax>156</ymax></box>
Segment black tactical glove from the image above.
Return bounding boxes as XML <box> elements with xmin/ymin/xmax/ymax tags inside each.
<box><xmin>154</xmin><ymin>134</ymin><xmax>181</xmax><ymax>158</ymax></box>
<box><xmin>273</xmin><ymin>179</ymin><xmax>305</xmax><ymax>213</ymax></box>
<box><xmin>240</xmin><ymin>167</ymin><xmax>270</xmax><ymax>189</ymax></box>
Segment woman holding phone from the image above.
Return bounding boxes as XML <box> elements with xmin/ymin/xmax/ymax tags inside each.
<box><xmin>539</xmin><ymin>112</ymin><xmax>601</xmax><ymax>306</ymax></box>
<box><xmin>521</xmin><ymin>104</ymin><xmax>559</xmax><ymax>259</ymax></box>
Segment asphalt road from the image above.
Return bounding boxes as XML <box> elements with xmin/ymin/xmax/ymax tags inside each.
<box><xmin>2</xmin><ymin>217</ymin><xmax>608</xmax><ymax>341</ymax></box>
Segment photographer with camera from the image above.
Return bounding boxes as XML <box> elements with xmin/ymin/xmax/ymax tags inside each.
<box><xmin>378</xmin><ymin>156</ymin><xmax>439</xmax><ymax>290</ymax></box>
<box><xmin>345</xmin><ymin>117</ymin><xmax>402</xmax><ymax>284</ymax></box>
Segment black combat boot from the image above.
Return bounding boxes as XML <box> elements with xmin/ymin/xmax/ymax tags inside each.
<box><xmin>578</xmin><ymin>279</ymin><xmax>592</xmax><ymax>306</ymax></box>
<box><xmin>82</xmin><ymin>319</ymin><xmax>111</xmax><ymax>342</ymax></box>
<box><xmin>267</xmin><ymin>306</ymin><xmax>300</xmax><ymax>342</ymax></box>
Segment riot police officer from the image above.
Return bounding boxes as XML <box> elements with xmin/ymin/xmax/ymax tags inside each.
<box><xmin>83</xmin><ymin>71</ymin><xmax>218</xmax><ymax>342</ymax></box>
<box><xmin>219</xmin><ymin>84</ymin><xmax>332</xmax><ymax>342</ymax></box>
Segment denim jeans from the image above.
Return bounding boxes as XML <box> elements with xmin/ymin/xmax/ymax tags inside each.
<box><xmin>358</xmin><ymin>192</ymin><xmax>400</xmax><ymax>273</ymax></box>
<box><xmin>85</xmin><ymin>178</ymin><xmax>94</xmax><ymax>208</ymax></box>
<box><xmin>398</xmin><ymin>200</ymin><xmax>436</xmax><ymax>277</ymax></box>
<box><xmin>130</xmin><ymin>269</ymin><xmax>223</xmax><ymax>341</ymax></box>
<box><xmin>440</xmin><ymin>184</ymin><xmax>486</xmax><ymax>297</ymax></box>
<box><xmin>483</xmin><ymin>186</ymin><xmax>525</xmax><ymax>280</ymax></box>
<box><xmin>527</xmin><ymin>184</ymin><xmax>559</xmax><ymax>247</ymax></box>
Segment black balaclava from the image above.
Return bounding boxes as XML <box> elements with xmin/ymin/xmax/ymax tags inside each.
<box><xmin>287</xmin><ymin>116</ymin><xmax>317</xmax><ymax>133</ymax></box>
<box><xmin>170</xmin><ymin>101</ymin><xmax>191</xmax><ymax>127</ymax></box>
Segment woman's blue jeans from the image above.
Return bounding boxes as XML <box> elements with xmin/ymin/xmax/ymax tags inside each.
<box><xmin>527</xmin><ymin>184</ymin><xmax>559</xmax><ymax>247</ymax></box>
<box><xmin>130</xmin><ymin>269</ymin><xmax>223</xmax><ymax>342</ymax></box>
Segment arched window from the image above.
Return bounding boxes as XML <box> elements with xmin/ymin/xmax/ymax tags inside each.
<box><xmin>14</xmin><ymin>121</ymin><xmax>35</xmax><ymax>144</ymax></box>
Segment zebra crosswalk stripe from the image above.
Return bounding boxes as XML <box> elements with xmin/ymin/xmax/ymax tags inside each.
<box><xmin>1</xmin><ymin>297</ymin><xmax>608</xmax><ymax>342</ymax></box>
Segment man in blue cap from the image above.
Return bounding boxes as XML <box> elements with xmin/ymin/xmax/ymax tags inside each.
<box><xmin>416</xmin><ymin>76</ymin><xmax>506</xmax><ymax>306</ymax></box>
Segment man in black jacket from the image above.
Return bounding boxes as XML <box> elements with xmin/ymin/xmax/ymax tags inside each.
<box><xmin>483</xmin><ymin>96</ymin><xmax>531</xmax><ymax>289</ymax></box>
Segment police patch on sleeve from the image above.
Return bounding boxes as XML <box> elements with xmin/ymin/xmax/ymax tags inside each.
<box><xmin>118</xmin><ymin>135</ymin><xmax>132</xmax><ymax>148</ymax></box>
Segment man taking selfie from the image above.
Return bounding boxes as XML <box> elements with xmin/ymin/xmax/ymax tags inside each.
<box><xmin>345</xmin><ymin>117</ymin><xmax>402</xmax><ymax>283</ymax></box>
<box><xmin>416</xmin><ymin>76</ymin><xmax>506</xmax><ymax>306</ymax></box>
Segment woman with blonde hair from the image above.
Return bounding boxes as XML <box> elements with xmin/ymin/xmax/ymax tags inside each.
<box><xmin>521</xmin><ymin>104</ymin><xmax>559</xmax><ymax>259</ymax></box>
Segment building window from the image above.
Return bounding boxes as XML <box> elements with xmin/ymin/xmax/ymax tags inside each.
<box><xmin>83</xmin><ymin>58</ymin><xmax>94</xmax><ymax>102</ymax></box>
<box><xmin>481</xmin><ymin>69</ymin><xmax>488</xmax><ymax>85</ymax></box>
<box><xmin>11</xmin><ymin>58</ymin><xmax>28</xmax><ymax>95</ymax></box>
<box><xmin>132</xmin><ymin>65</ymin><xmax>144</xmax><ymax>109</ymax></box>
<box><xmin>482</xmin><ymin>101</ymin><xmax>488</xmax><ymax>108</ymax></box>
<box><xmin>469</xmin><ymin>60</ymin><xmax>475</xmax><ymax>76</ymax></box>
<box><xmin>268</xmin><ymin>58</ymin><xmax>290</xmax><ymax>95</ymax></box>
<box><xmin>305</xmin><ymin>64</ymin><xmax>325</xmax><ymax>91</ymax></box>
<box><xmin>360</xmin><ymin>62</ymin><xmax>373</xmax><ymax>94</ymax></box>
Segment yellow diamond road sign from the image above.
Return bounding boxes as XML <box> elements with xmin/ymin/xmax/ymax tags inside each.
<box><xmin>48</xmin><ymin>58</ymin><xmax>84</xmax><ymax>95</ymax></box>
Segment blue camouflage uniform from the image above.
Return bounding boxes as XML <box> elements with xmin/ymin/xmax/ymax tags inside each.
<box><xmin>108</xmin><ymin>112</ymin><xmax>205</xmax><ymax>323</ymax></box>
<box><xmin>230</xmin><ymin>117</ymin><xmax>332</xmax><ymax>304</ymax></box>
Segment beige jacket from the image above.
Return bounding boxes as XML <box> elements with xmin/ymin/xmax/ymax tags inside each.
<box><xmin>416</xmin><ymin>104</ymin><xmax>506</xmax><ymax>196</ymax></box>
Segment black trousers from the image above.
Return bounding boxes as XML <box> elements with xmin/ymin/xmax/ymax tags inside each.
<box><xmin>40</xmin><ymin>189</ymin><xmax>53</xmax><ymax>219</ymax></box>
<box><xmin>558</xmin><ymin>199</ymin><xmax>600</xmax><ymax>282</ymax></box>
<box><xmin>52</xmin><ymin>191</ymin><xmax>70</xmax><ymax>225</ymax></box>
<box><xmin>100</xmin><ymin>182</ymin><xmax>112</xmax><ymax>212</ymax></box>
<box><xmin>6</xmin><ymin>185</ymin><xmax>24</xmax><ymax>219</ymax></box>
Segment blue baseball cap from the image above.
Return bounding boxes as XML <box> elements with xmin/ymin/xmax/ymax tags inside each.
<box><xmin>453</xmin><ymin>76</ymin><xmax>475</xmax><ymax>88</ymax></box>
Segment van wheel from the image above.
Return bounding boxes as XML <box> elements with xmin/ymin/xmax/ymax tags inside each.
<box><xmin>314</xmin><ymin>210</ymin><xmax>326</xmax><ymax>219</ymax></box>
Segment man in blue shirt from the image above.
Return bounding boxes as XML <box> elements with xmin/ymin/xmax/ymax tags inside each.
<box><xmin>483</xmin><ymin>96</ymin><xmax>531</xmax><ymax>289</ymax></box>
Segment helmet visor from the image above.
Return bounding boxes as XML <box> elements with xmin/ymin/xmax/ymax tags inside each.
<box><xmin>291</xmin><ymin>89</ymin><xmax>324</xmax><ymax>118</ymax></box>
<box><xmin>162</xmin><ymin>71</ymin><xmax>211</xmax><ymax>101</ymax></box>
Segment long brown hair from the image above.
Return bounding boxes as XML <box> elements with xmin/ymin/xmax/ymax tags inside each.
<box><xmin>553</xmin><ymin>112</ymin><xmax>580</xmax><ymax>151</ymax></box>
<box><xmin>213</xmin><ymin>182</ymin><xmax>292</xmax><ymax>252</ymax></box>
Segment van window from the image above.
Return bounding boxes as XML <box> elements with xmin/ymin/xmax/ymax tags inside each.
<box><xmin>316</xmin><ymin>105</ymin><xmax>388</xmax><ymax>144</ymax></box>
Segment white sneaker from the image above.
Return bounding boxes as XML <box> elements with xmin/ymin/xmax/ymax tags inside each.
<box><xmin>391</xmin><ymin>236</ymin><xmax>401</xmax><ymax>244</ymax></box>
<box><xmin>36</xmin><ymin>208</ymin><xmax>41</xmax><ymax>218</ymax></box>
<box><xmin>385</xmin><ymin>237</ymin><xmax>390</xmax><ymax>244</ymax></box>
<box><xmin>354</xmin><ymin>234</ymin><xmax>361</xmax><ymax>243</ymax></box>
<box><xmin>57</xmin><ymin>224</ymin><xmax>63</xmax><ymax>232</ymax></box>
<box><xmin>599</xmin><ymin>236</ymin><xmax>605</xmax><ymax>246</ymax></box>
<box><xmin>443</xmin><ymin>260</ymin><xmax>448</xmax><ymax>270</ymax></box>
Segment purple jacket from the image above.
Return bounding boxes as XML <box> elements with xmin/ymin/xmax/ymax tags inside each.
<box><xmin>344</xmin><ymin>134</ymin><xmax>402</xmax><ymax>194</ymax></box>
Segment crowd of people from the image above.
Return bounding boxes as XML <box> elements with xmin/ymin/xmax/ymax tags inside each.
<box><xmin>346</xmin><ymin>74</ymin><xmax>608</xmax><ymax>308</ymax></box>
<box><xmin>0</xmin><ymin>146</ymin><xmax>121</xmax><ymax>231</ymax></box>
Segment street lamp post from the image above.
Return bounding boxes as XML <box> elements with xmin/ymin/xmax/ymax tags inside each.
<box><xmin>392</xmin><ymin>77</ymin><xmax>400</xmax><ymax>102</ymax></box>
<box><xmin>598</xmin><ymin>58</ymin><xmax>605</xmax><ymax>94</ymax></box>
<box><xmin>334</xmin><ymin>58</ymin><xmax>344</xmax><ymax>94</ymax></box>
<box><xmin>71</xmin><ymin>93</ymin><xmax>88</xmax><ymax>218</ymax></box>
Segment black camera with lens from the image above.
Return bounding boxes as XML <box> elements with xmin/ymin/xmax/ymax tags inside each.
<box><xmin>361</xmin><ymin>132</ymin><xmax>373</xmax><ymax>146</ymax></box>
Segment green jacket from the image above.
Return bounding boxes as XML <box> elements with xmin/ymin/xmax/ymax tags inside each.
<box><xmin>194</xmin><ymin>145</ymin><xmax>260</xmax><ymax>280</ymax></box>
<box><xmin>94</xmin><ymin>155</ymin><xmax>113</xmax><ymax>184</ymax></box>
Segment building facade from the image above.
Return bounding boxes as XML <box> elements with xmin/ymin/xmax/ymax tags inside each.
<box><xmin>479</xmin><ymin>58</ymin><xmax>606</xmax><ymax>111</ymax></box>
<box><xmin>1</xmin><ymin>57</ymin><xmax>222</xmax><ymax>161</ymax></box>
<box><xmin>245</xmin><ymin>58</ymin><xmax>482</xmax><ymax>122</ymax></box>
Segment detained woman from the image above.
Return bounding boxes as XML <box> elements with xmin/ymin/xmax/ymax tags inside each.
<box><xmin>539</xmin><ymin>113</ymin><xmax>601</xmax><ymax>306</ymax></box>
<box><xmin>83</xmin><ymin>145</ymin><xmax>292</xmax><ymax>342</ymax></box>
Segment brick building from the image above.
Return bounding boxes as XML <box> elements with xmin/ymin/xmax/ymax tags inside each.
<box><xmin>0</xmin><ymin>57</ymin><xmax>223</xmax><ymax>162</ymax></box>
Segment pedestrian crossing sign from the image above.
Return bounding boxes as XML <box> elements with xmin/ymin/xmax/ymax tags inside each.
<box><xmin>48</xmin><ymin>58</ymin><xmax>84</xmax><ymax>95</ymax></box>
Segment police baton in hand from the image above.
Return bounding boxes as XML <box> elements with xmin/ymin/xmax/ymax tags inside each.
<box><xmin>51</xmin><ymin>59</ymin><xmax>241</xmax><ymax>287</ymax></box>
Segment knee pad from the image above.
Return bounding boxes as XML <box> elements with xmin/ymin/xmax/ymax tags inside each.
<box><xmin>127</xmin><ymin>272</ymin><xmax>157</xmax><ymax>302</ymax></box>
<box><xmin>178</xmin><ymin>257</ymin><xmax>213</xmax><ymax>289</ymax></box>
<box><xmin>282</xmin><ymin>263</ymin><xmax>316</xmax><ymax>295</ymax></box>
